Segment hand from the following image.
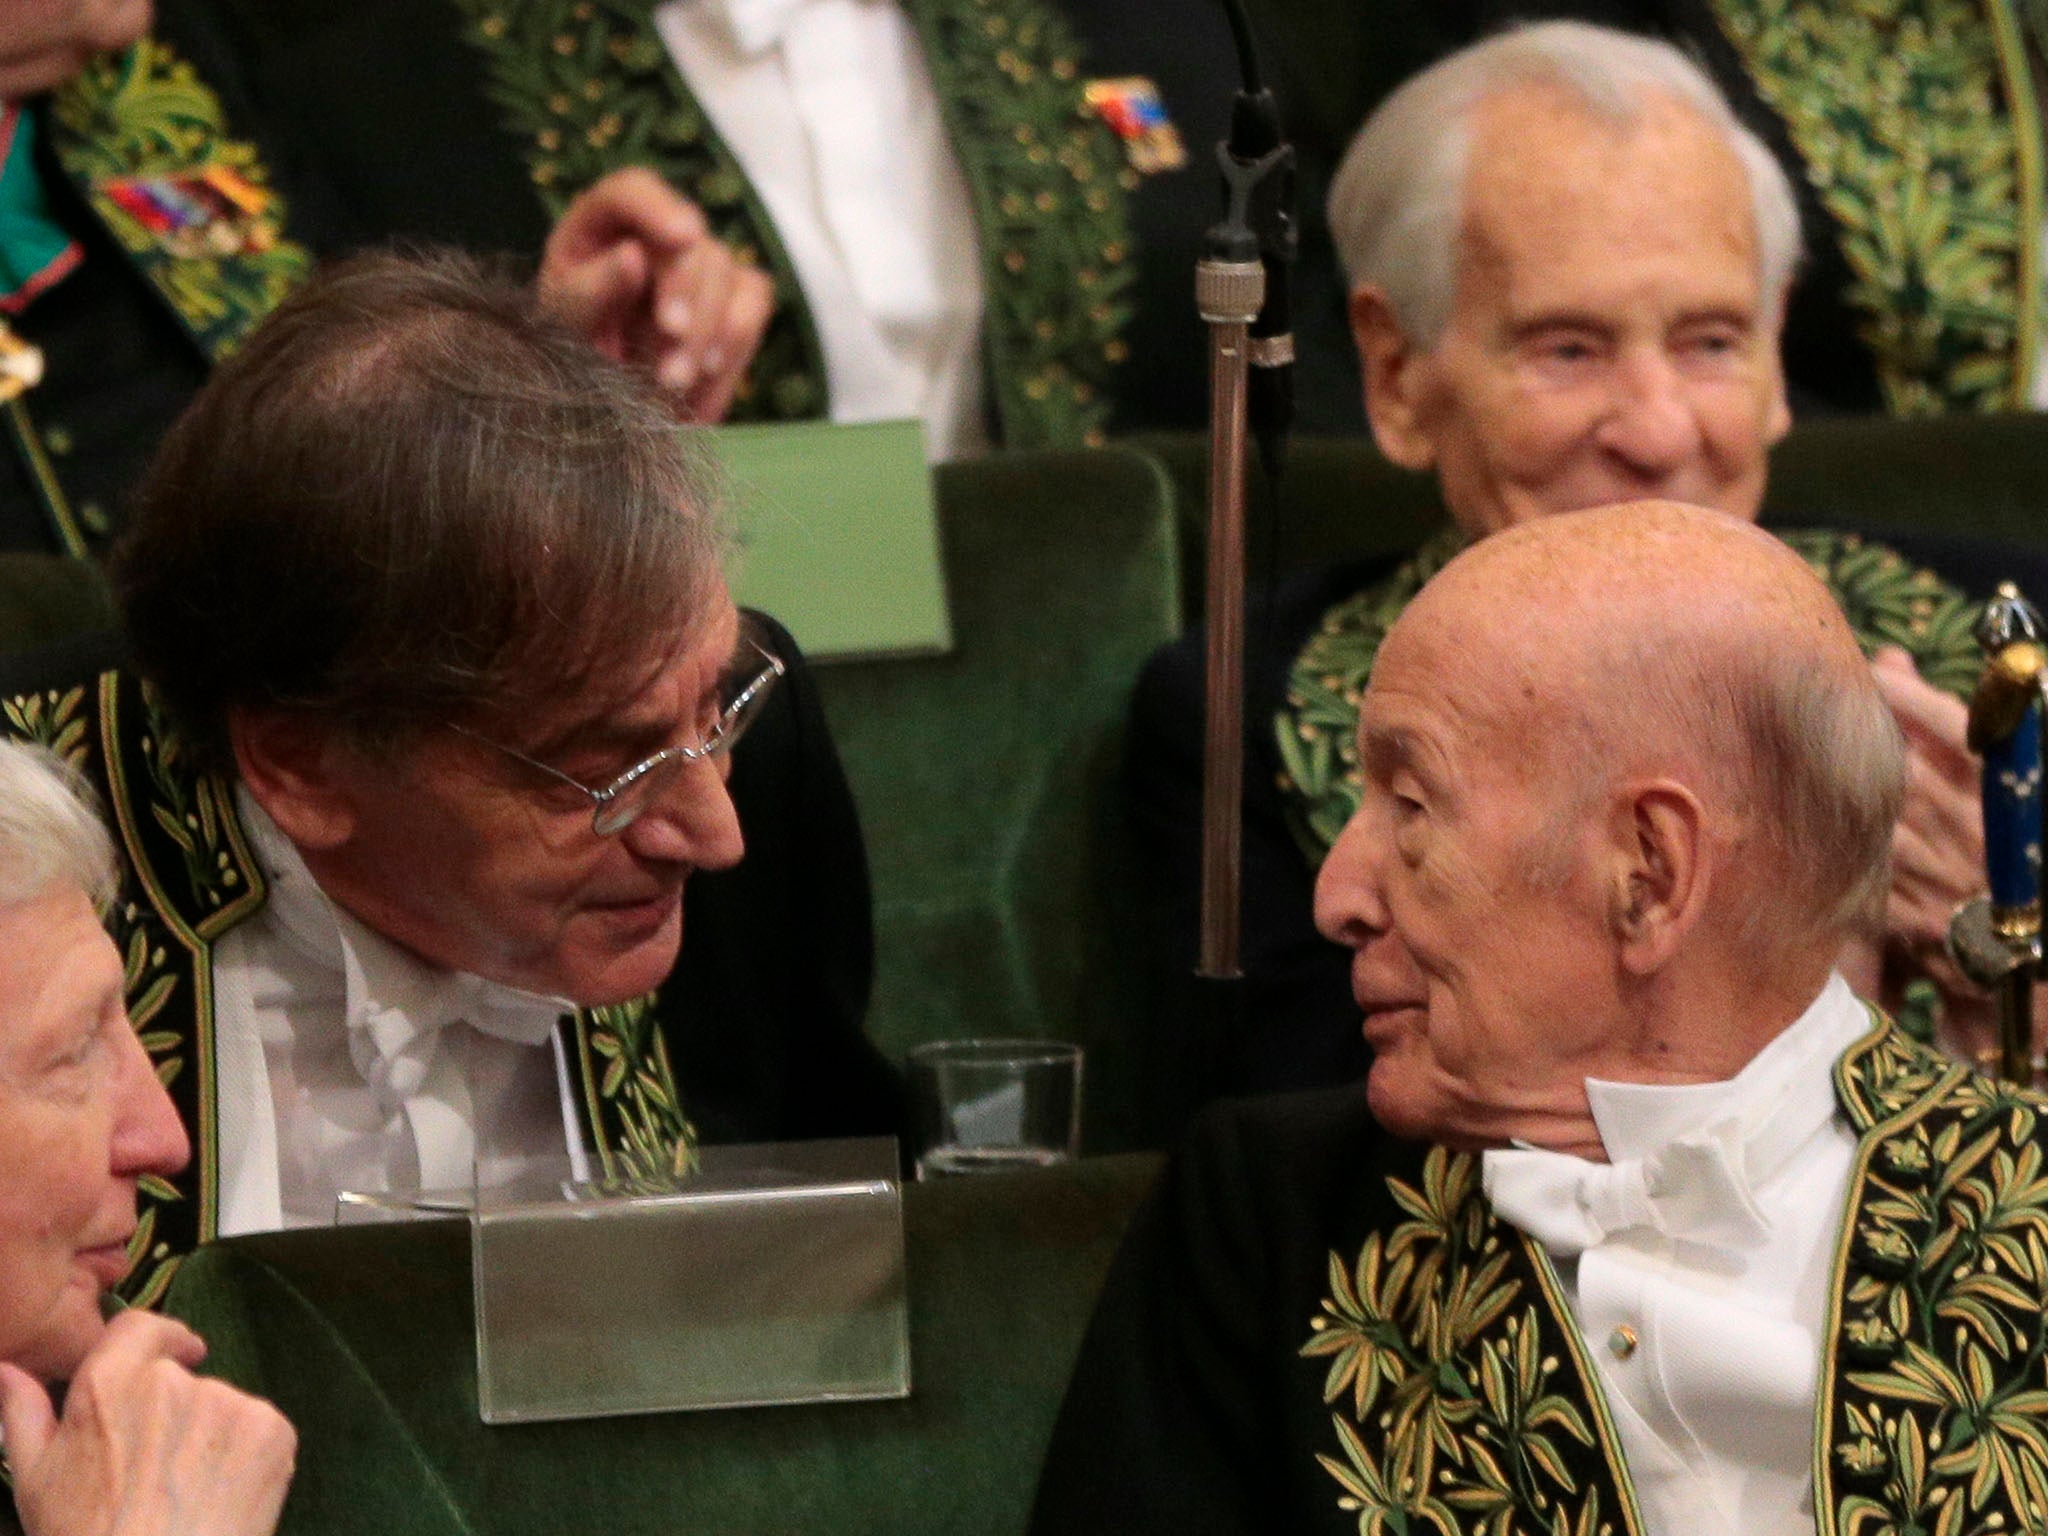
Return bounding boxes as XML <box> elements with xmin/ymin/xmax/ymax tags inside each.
<box><xmin>0</xmin><ymin>0</ymin><xmax>149</xmax><ymax>99</ymax></box>
<box><xmin>1869</xmin><ymin>645</ymin><xmax>1988</xmax><ymax>996</ymax></box>
<box><xmin>0</xmin><ymin>1310</ymin><xmax>295</xmax><ymax>1536</ymax></box>
<box><xmin>538</xmin><ymin>166</ymin><xmax>775</xmax><ymax>424</ymax></box>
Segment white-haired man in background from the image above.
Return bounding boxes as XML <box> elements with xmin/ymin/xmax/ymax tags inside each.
<box><xmin>0</xmin><ymin>741</ymin><xmax>295</xmax><ymax>1536</ymax></box>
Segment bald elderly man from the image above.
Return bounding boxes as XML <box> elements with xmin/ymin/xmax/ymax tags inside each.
<box><xmin>1037</xmin><ymin>502</ymin><xmax>2048</xmax><ymax>1536</ymax></box>
<box><xmin>1130</xmin><ymin>21</ymin><xmax>2006</xmax><ymax>1118</ymax></box>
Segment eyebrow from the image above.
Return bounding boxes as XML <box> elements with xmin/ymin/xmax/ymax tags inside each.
<box><xmin>1360</xmin><ymin>722</ymin><xmax>1419</xmax><ymax>782</ymax></box>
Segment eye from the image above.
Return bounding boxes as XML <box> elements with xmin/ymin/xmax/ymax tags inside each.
<box><xmin>1676</xmin><ymin>322</ymin><xmax>1747</xmax><ymax>366</ymax></box>
<box><xmin>1519</xmin><ymin>328</ymin><xmax>1608</xmax><ymax>381</ymax></box>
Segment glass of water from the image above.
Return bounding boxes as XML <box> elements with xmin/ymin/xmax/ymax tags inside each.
<box><xmin>907</xmin><ymin>1039</ymin><xmax>1083</xmax><ymax>1180</ymax></box>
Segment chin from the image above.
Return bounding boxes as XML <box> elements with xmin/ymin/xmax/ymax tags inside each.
<box><xmin>9</xmin><ymin>1284</ymin><xmax>106</xmax><ymax>1383</ymax></box>
<box><xmin>557</xmin><ymin>902</ymin><xmax>685</xmax><ymax>1007</ymax></box>
<box><xmin>1364</xmin><ymin>1062</ymin><xmax>1440</xmax><ymax>1143</ymax></box>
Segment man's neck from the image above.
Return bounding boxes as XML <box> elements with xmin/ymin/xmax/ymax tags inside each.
<box><xmin>1519</xmin><ymin>954</ymin><xmax>1841</xmax><ymax>1161</ymax></box>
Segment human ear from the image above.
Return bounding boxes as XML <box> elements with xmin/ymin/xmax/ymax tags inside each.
<box><xmin>1606</xmin><ymin>782</ymin><xmax>1708</xmax><ymax>975</ymax></box>
<box><xmin>228</xmin><ymin>708</ymin><xmax>357</xmax><ymax>851</ymax></box>
<box><xmin>1350</xmin><ymin>286</ymin><xmax>1439</xmax><ymax>473</ymax></box>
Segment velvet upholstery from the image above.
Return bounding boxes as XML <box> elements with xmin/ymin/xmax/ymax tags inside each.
<box><xmin>0</xmin><ymin>551</ymin><xmax>112</xmax><ymax>652</ymax></box>
<box><xmin>164</xmin><ymin>1153</ymin><xmax>1162</xmax><ymax>1536</ymax></box>
<box><xmin>812</xmin><ymin>448</ymin><xmax>1181</xmax><ymax>1153</ymax></box>
<box><xmin>1138</xmin><ymin>412</ymin><xmax>2048</xmax><ymax>618</ymax></box>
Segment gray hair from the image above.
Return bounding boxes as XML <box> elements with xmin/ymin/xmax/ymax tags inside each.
<box><xmin>1519</xmin><ymin>639</ymin><xmax>1902</xmax><ymax>954</ymax></box>
<box><xmin>1328</xmin><ymin>21</ymin><xmax>1803</xmax><ymax>347</ymax></box>
<box><xmin>0</xmin><ymin>741</ymin><xmax>117</xmax><ymax>910</ymax></box>
<box><xmin>1613</xmin><ymin>624</ymin><xmax>1902</xmax><ymax>953</ymax></box>
<box><xmin>116</xmin><ymin>249</ymin><xmax>730</xmax><ymax>768</ymax></box>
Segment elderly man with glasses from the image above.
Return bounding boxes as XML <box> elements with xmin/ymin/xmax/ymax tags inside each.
<box><xmin>0</xmin><ymin>250</ymin><xmax>897</xmax><ymax>1285</ymax></box>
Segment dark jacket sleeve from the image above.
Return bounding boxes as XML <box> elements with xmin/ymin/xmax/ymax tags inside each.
<box><xmin>660</xmin><ymin>614</ymin><xmax>905</xmax><ymax>1145</ymax></box>
<box><xmin>1030</xmin><ymin>1087</ymin><xmax>1381</xmax><ymax>1536</ymax></box>
<box><xmin>1124</xmin><ymin>563</ymin><xmax>1390</xmax><ymax>1139</ymax></box>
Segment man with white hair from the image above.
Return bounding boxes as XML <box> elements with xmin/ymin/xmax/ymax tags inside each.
<box><xmin>1131</xmin><ymin>21</ymin><xmax>2003</xmax><ymax>1111</ymax></box>
<box><xmin>0</xmin><ymin>741</ymin><xmax>295</xmax><ymax>1536</ymax></box>
<box><xmin>1038</xmin><ymin>502</ymin><xmax>2048</xmax><ymax>1536</ymax></box>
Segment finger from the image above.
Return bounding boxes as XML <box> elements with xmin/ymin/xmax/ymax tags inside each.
<box><xmin>686</xmin><ymin>266</ymin><xmax>774</xmax><ymax>423</ymax></box>
<box><xmin>649</xmin><ymin>242</ymin><xmax>732</xmax><ymax>393</ymax></box>
<box><xmin>89</xmin><ymin>1307</ymin><xmax>209</xmax><ymax>1372</ymax></box>
<box><xmin>1889</xmin><ymin>813</ymin><xmax>1982</xmax><ymax>908</ymax></box>
<box><xmin>0</xmin><ymin>46</ymin><xmax>96</xmax><ymax>97</ymax></box>
<box><xmin>683</xmin><ymin>254</ymin><xmax>741</xmax><ymax>382</ymax></box>
<box><xmin>1896</xmin><ymin>752</ymin><xmax>1983</xmax><ymax>849</ymax></box>
<box><xmin>1871</xmin><ymin>656</ymin><xmax>1974</xmax><ymax>766</ymax></box>
<box><xmin>0</xmin><ymin>1361</ymin><xmax>59</xmax><ymax>1471</ymax></box>
<box><xmin>539</xmin><ymin>243</ymin><xmax>648</xmax><ymax>360</ymax></box>
<box><xmin>546</xmin><ymin>167</ymin><xmax>707</xmax><ymax>266</ymax></box>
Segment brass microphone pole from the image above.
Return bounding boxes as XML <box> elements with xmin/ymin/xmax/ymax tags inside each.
<box><xmin>1197</xmin><ymin>1</ymin><xmax>1294</xmax><ymax>984</ymax></box>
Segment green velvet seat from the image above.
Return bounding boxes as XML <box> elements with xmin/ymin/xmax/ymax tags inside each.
<box><xmin>1135</xmin><ymin>412</ymin><xmax>2048</xmax><ymax>615</ymax></box>
<box><xmin>166</xmin><ymin>1153</ymin><xmax>1162</xmax><ymax>1536</ymax></box>
<box><xmin>812</xmin><ymin>448</ymin><xmax>1181</xmax><ymax>1153</ymax></box>
<box><xmin>0</xmin><ymin>551</ymin><xmax>113</xmax><ymax>655</ymax></box>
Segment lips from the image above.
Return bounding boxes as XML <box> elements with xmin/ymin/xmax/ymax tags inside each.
<box><xmin>77</xmin><ymin>1242</ymin><xmax>134</xmax><ymax>1290</ymax></box>
<box><xmin>1357</xmin><ymin>1000</ymin><xmax>1427</xmax><ymax>1048</ymax></box>
<box><xmin>588</xmin><ymin>888</ymin><xmax>683</xmax><ymax>940</ymax></box>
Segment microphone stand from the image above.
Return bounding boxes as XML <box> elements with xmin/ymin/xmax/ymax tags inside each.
<box><xmin>1196</xmin><ymin>3</ymin><xmax>1295</xmax><ymax>985</ymax></box>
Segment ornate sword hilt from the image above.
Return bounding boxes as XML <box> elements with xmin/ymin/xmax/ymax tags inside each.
<box><xmin>1947</xmin><ymin>583</ymin><xmax>2046</xmax><ymax>1085</ymax></box>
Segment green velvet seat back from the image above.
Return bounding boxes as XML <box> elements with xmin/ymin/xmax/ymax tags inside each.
<box><xmin>0</xmin><ymin>551</ymin><xmax>114</xmax><ymax>655</ymax></box>
<box><xmin>167</xmin><ymin>1153</ymin><xmax>1162</xmax><ymax>1536</ymax></box>
<box><xmin>813</xmin><ymin>448</ymin><xmax>1181</xmax><ymax>1153</ymax></box>
<box><xmin>1136</xmin><ymin>415</ymin><xmax>2048</xmax><ymax>617</ymax></box>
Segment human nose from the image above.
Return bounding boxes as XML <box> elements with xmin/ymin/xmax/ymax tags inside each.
<box><xmin>110</xmin><ymin>1013</ymin><xmax>191</xmax><ymax>1181</ymax></box>
<box><xmin>1313</xmin><ymin>799</ymin><xmax>1393</xmax><ymax>949</ymax></box>
<box><xmin>1594</xmin><ymin>350</ymin><xmax>1703</xmax><ymax>478</ymax></box>
<box><xmin>620</xmin><ymin>753</ymin><xmax>745</xmax><ymax>870</ymax></box>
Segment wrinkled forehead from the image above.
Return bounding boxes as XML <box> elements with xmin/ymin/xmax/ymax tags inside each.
<box><xmin>1370</xmin><ymin>558</ymin><xmax>1605</xmax><ymax>770</ymax></box>
<box><xmin>1457</xmin><ymin>83</ymin><xmax>1763</xmax><ymax>289</ymax></box>
<box><xmin>501</xmin><ymin>595</ymin><xmax>741</xmax><ymax>756</ymax></box>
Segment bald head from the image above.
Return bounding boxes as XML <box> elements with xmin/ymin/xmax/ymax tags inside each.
<box><xmin>1388</xmin><ymin>502</ymin><xmax>1902</xmax><ymax>949</ymax></box>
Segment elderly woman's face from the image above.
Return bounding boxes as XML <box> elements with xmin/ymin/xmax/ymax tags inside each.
<box><xmin>0</xmin><ymin>884</ymin><xmax>186</xmax><ymax>1380</ymax></box>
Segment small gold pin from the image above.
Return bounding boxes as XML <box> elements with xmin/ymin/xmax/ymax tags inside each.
<box><xmin>0</xmin><ymin>319</ymin><xmax>45</xmax><ymax>403</ymax></box>
<box><xmin>1607</xmin><ymin>1325</ymin><xmax>1639</xmax><ymax>1360</ymax></box>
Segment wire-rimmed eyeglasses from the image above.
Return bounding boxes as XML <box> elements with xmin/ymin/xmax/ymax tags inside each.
<box><xmin>451</xmin><ymin>617</ymin><xmax>785</xmax><ymax>836</ymax></box>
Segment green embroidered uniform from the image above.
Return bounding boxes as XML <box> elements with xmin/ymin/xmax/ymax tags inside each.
<box><xmin>1032</xmin><ymin>1023</ymin><xmax>2048</xmax><ymax>1536</ymax></box>
<box><xmin>3</xmin><ymin>0</ymin><xmax>1143</xmax><ymax>557</ymax></box>
<box><xmin>1703</xmin><ymin>0</ymin><xmax>2047</xmax><ymax>416</ymax></box>
<box><xmin>443</xmin><ymin>0</ymin><xmax>1136</xmax><ymax>448</ymax></box>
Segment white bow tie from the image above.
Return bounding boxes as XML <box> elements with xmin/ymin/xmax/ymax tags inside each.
<box><xmin>1484</xmin><ymin>1123</ymin><xmax>1772</xmax><ymax>1257</ymax></box>
<box><xmin>705</xmin><ymin>0</ymin><xmax>814</xmax><ymax>56</ymax></box>
<box><xmin>344</xmin><ymin>963</ymin><xmax>566</xmax><ymax>1108</ymax></box>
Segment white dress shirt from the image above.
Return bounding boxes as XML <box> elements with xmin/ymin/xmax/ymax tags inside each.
<box><xmin>654</xmin><ymin>0</ymin><xmax>988</xmax><ymax>460</ymax></box>
<box><xmin>210</xmin><ymin>791</ymin><xmax>586</xmax><ymax>1236</ymax></box>
<box><xmin>1481</xmin><ymin>974</ymin><xmax>1872</xmax><ymax>1536</ymax></box>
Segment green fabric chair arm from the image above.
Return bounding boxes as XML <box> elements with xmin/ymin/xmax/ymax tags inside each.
<box><xmin>164</xmin><ymin>1153</ymin><xmax>1162</xmax><ymax>1536</ymax></box>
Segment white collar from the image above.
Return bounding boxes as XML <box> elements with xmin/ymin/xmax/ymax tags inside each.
<box><xmin>236</xmin><ymin>788</ymin><xmax>571</xmax><ymax>1066</ymax></box>
<box><xmin>1482</xmin><ymin>975</ymin><xmax>1871</xmax><ymax>1255</ymax></box>
<box><xmin>1582</xmin><ymin>972</ymin><xmax>1868</xmax><ymax>1176</ymax></box>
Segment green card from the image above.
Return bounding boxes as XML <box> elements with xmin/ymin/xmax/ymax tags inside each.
<box><xmin>707</xmin><ymin>417</ymin><xmax>952</xmax><ymax>661</ymax></box>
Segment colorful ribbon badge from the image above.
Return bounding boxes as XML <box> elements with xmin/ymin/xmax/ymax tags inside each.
<box><xmin>99</xmin><ymin>164</ymin><xmax>280</xmax><ymax>261</ymax></box>
<box><xmin>1084</xmin><ymin>77</ymin><xmax>1186</xmax><ymax>175</ymax></box>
